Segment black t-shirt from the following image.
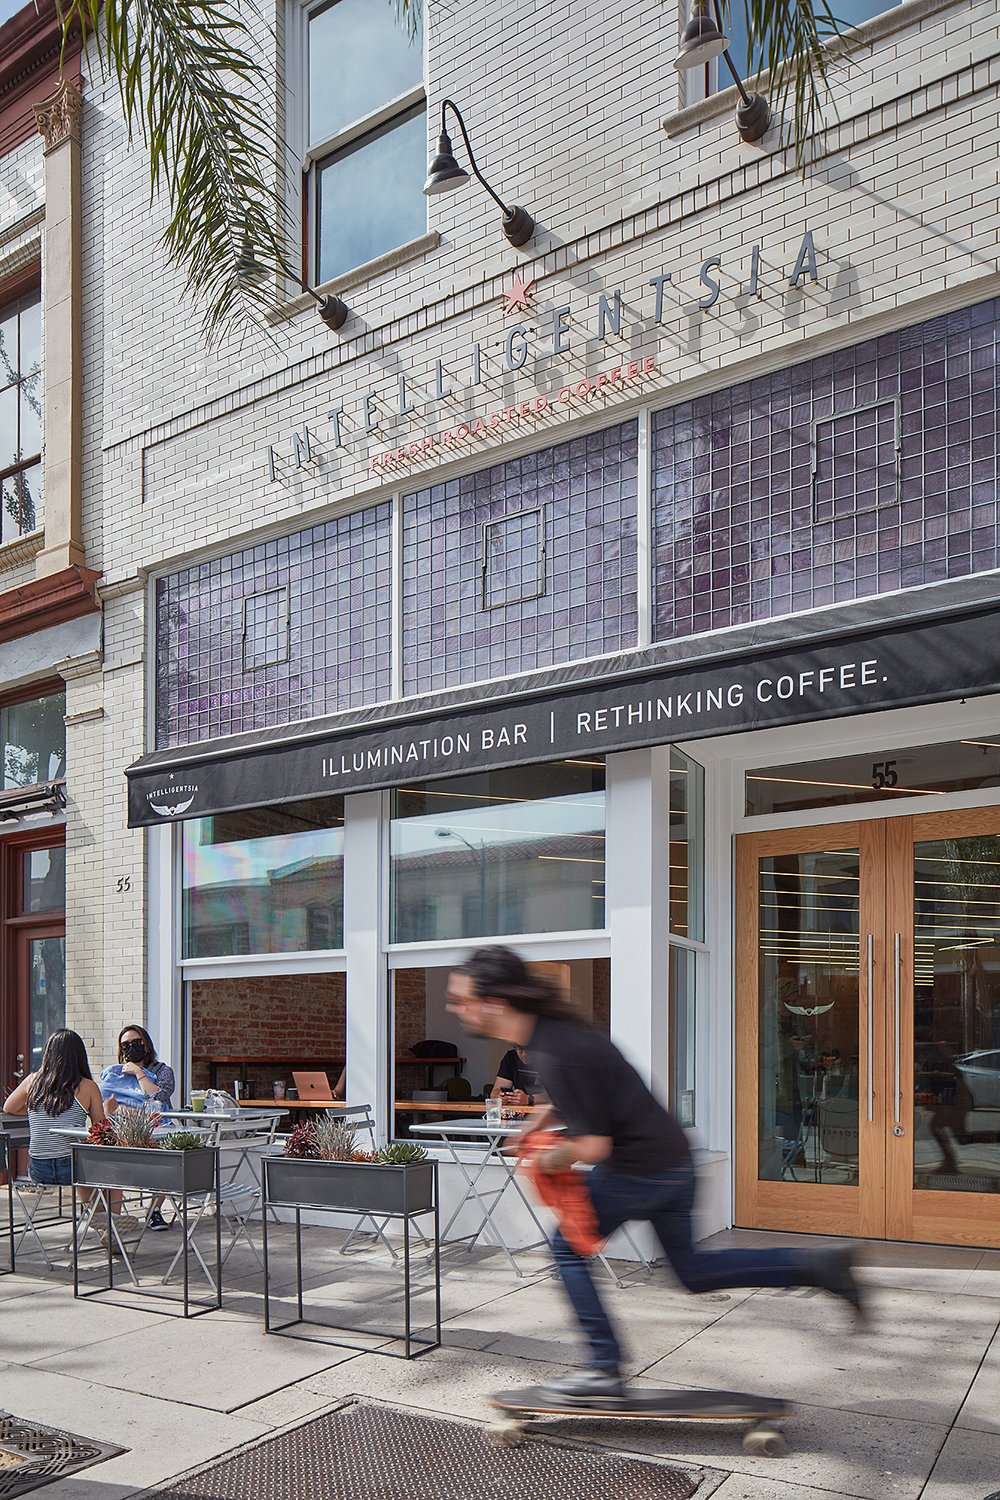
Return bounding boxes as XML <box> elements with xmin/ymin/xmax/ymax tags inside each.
<box><xmin>496</xmin><ymin>1049</ymin><xmax>541</xmax><ymax>1095</ymax></box>
<box><xmin>528</xmin><ymin>1016</ymin><xmax>692</xmax><ymax>1176</ymax></box>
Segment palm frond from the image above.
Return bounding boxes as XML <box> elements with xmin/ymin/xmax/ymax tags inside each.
<box><xmin>724</xmin><ymin>0</ymin><xmax>849</xmax><ymax>165</ymax></box>
<box><xmin>56</xmin><ymin>0</ymin><xmax>420</xmax><ymax>341</ymax></box>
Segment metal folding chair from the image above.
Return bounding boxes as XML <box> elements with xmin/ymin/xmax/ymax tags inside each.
<box><xmin>155</xmin><ymin>1180</ymin><xmax>262</xmax><ymax>1290</ymax></box>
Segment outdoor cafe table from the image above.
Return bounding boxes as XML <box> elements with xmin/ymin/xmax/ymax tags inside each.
<box><xmin>408</xmin><ymin>1119</ymin><xmax>550</xmax><ymax>1277</ymax></box>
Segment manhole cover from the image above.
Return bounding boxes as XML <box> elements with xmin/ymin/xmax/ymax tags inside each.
<box><xmin>153</xmin><ymin>1401</ymin><xmax>699</xmax><ymax>1500</ymax></box>
<box><xmin>0</xmin><ymin>1413</ymin><xmax>125</xmax><ymax>1497</ymax></box>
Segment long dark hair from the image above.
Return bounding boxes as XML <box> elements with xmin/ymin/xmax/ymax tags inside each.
<box><xmin>458</xmin><ymin>946</ymin><xmax>582</xmax><ymax>1022</ymax></box>
<box><xmin>117</xmin><ymin>1024</ymin><xmax>157</xmax><ymax>1066</ymax></box>
<box><xmin>27</xmin><ymin>1029</ymin><xmax>92</xmax><ymax>1116</ymax></box>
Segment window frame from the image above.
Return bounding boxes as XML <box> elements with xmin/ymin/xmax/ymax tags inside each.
<box><xmin>0</xmin><ymin>265</ymin><xmax>42</xmax><ymax>545</ymax></box>
<box><xmin>290</xmin><ymin>0</ymin><xmax>427</xmax><ymax>287</ymax></box>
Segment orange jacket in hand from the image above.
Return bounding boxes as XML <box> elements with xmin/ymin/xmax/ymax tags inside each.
<box><xmin>517</xmin><ymin>1129</ymin><xmax>604</xmax><ymax>1256</ymax></box>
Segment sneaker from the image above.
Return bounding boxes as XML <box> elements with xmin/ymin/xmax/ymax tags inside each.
<box><xmin>535</xmin><ymin>1368</ymin><xmax>624</xmax><ymax>1405</ymax></box>
<box><xmin>147</xmin><ymin>1208</ymin><xmax>173</xmax><ymax>1232</ymax></box>
<box><xmin>112</xmin><ymin>1214</ymin><xmax>143</xmax><ymax>1238</ymax></box>
<box><xmin>811</xmin><ymin>1243</ymin><xmax>868</xmax><ymax>1327</ymax></box>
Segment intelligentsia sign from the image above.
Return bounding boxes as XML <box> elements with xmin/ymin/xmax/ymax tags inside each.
<box><xmin>128</xmin><ymin>605</ymin><xmax>1000</xmax><ymax>826</ymax></box>
<box><xmin>264</xmin><ymin>231</ymin><xmax>824</xmax><ymax>483</ymax></box>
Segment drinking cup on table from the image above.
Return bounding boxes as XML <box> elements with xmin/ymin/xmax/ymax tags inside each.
<box><xmin>485</xmin><ymin>1096</ymin><xmax>502</xmax><ymax>1126</ymax></box>
<box><xmin>273</xmin><ymin>1080</ymin><xmax>287</xmax><ymax>1100</ymax></box>
<box><xmin>190</xmin><ymin>1092</ymin><xmax>206</xmax><ymax>1113</ymax></box>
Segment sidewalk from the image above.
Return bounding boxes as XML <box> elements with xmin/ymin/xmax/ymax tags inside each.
<box><xmin>1</xmin><ymin>1221</ymin><xmax>998</xmax><ymax>1500</ymax></box>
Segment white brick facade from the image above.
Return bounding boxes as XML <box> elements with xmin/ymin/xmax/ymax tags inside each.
<box><xmin>71</xmin><ymin>0</ymin><xmax>1000</xmax><ymax>1082</ymax></box>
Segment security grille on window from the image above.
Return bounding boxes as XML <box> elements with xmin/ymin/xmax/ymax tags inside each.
<box><xmin>0</xmin><ymin>289</ymin><xmax>42</xmax><ymax>545</ymax></box>
<box><xmin>482</xmin><ymin>508</ymin><xmax>546</xmax><ymax>609</ymax></box>
<box><xmin>303</xmin><ymin>0</ymin><xmax>426</xmax><ymax>284</ymax></box>
<box><xmin>243</xmin><ymin>587</ymin><xmax>290</xmax><ymax>671</ymax></box>
<box><xmin>812</xmin><ymin>399</ymin><xmax>900</xmax><ymax>523</ymax></box>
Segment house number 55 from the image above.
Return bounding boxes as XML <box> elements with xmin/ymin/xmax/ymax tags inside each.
<box><xmin>871</xmin><ymin>760</ymin><xmax>898</xmax><ymax>790</ymax></box>
<box><xmin>115</xmin><ymin>876</ymin><xmax>132</xmax><ymax>893</ymax></box>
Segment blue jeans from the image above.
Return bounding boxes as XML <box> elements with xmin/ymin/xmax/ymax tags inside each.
<box><xmin>552</xmin><ymin>1163</ymin><xmax>809</xmax><ymax>1371</ymax></box>
<box><xmin>28</xmin><ymin>1156</ymin><xmax>72</xmax><ymax>1186</ymax></box>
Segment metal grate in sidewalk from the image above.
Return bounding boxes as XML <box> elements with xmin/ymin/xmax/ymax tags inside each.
<box><xmin>0</xmin><ymin>1413</ymin><xmax>125</xmax><ymax>1497</ymax></box>
<box><xmin>152</xmin><ymin>1400</ymin><xmax>699</xmax><ymax>1500</ymax></box>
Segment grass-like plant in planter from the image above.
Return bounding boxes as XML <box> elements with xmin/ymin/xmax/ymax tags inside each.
<box><xmin>269</xmin><ymin>1120</ymin><xmax>432</xmax><ymax>1214</ymax></box>
<box><xmin>75</xmin><ymin>1109</ymin><xmax>215</xmax><ymax>1194</ymax></box>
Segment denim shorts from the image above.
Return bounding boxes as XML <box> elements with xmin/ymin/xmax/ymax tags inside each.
<box><xmin>28</xmin><ymin>1156</ymin><xmax>72</xmax><ymax>1186</ymax></box>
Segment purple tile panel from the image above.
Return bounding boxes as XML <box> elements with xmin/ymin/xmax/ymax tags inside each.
<box><xmin>401</xmin><ymin>421</ymin><xmax>639</xmax><ymax>693</ymax></box>
<box><xmin>652</xmin><ymin>297</ymin><xmax>1000</xmax><ymax>640</ymax></box>
<box><xmin>155</xmin><ymin>504</ymin><xmax>392</xmax><ymax>749</ymax></box>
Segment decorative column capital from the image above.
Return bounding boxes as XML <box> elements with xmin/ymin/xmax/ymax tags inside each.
<box><xmin>34</xmin><ymin>77</ymin><xmax>83</xmax><ymax>154</ymax></box>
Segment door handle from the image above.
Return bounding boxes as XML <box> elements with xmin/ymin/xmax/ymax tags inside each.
<box><xmin>893</xmin><ymin>933</ymin><xmax>902</xmax><ymax>1127</ymax></box>
<box><xmin>866</xmin><ymin>934</ymin><xmax>874</xmax><ymax>1122</ymax></box>
<box><xmin>11</xmin><ymin>1053</ymin><xmax>24</xmax><ymax>1081</ymax></box>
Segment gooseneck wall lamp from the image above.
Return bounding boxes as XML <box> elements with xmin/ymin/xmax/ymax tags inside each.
<box><xmin>423</xmin><ymin>99</ymin><xmax>535</xmax><ymax>248</ymax></box>
<box><xmin>237</xmin><ymin>231</ymin><xmax>350</xmax><ymax>333</ymax></box>
<box><xmin>674</xmin><ymin>0</ymin><xmax>771</xmax><ymax>144</ymax></box>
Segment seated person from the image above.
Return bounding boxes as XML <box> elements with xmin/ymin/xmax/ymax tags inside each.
<box><xmin>491</xmin><ymin>1045</ymin><xmax>543</xmax><ymax>1107</ymax></box>
<box><xmin>332</xmin><ymin>1066</ymin><xmax>346</xmax><ymax>1101</ymax></box>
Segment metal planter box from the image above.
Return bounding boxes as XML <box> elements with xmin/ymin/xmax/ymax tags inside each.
<box><xmin>72</xmin><ymin>1144</ymin><xmax>216</xmax><ymax>1195</ymax></box>
<box><xmin>265</xmin><ymin>1157</ymin><xmax>434</xmax><ymax>1216</ymax></box>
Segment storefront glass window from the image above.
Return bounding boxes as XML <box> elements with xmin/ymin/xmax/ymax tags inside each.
<box><xmin>669</xmin><ymin>945</ymin><xmax>696</xmax><ymax>1127</ymax></box>
<box><xmin>390</xmin><ymin>761</ymin><xmax>606</xmax><ymax>944</ymax></box>
<box><xmin>746</xmin><ymin>735</ymin><xmax>1000</xmax><ymax>816</ymax></box>
<box><xmin>392</xmin><ymin>958</ymin><xmax>609</xmax><ymax>1139</ymax></box>
<box><xmin>182</xmin><ymin>796</ymin><xmax>345</xmax><ymax>957</ymax></box>
<box><xmin>187</xmin><ymin>973</ymin><xmax>346</xmax><ymax>1098</ymax></box>
<box><xmin>2</xmin><ymin>692</ymin><xmax>65</xmax><ymax>790</ymax></box>
<box><xmin>669</xmin><ymin>749</ymin><xmax>704</xmax><ymax>941</ymax></box>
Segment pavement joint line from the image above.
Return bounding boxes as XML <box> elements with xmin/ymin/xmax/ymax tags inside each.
<box><xmin>914</xmin><ymin>1303</ymin><xmax>1000</xmax><ymax>1500</ymax></box>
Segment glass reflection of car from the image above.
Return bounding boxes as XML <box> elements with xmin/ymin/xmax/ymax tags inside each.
<box><xmin>954</xmin><ymin>1051</ymin><xmax>1000</xmax><ymax>1110</ymax></box>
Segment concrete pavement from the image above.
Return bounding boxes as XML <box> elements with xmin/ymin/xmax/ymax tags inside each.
<box><xmin>0</xmin><ymin>1213</ymin><xmax>998</xmax><ymax>1499</ymax></box>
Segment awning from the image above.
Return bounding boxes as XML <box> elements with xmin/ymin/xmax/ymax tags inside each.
<box><xmin>126</xmin><ymin>595</ymin><xmax>1000</xmax><ymax>827</ymax></box>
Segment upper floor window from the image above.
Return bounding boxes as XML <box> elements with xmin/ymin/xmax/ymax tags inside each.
<box><xmin>696</xmin><ymin>0</ymin><xmax>902</xmax><ymax>99</ymax></box>
<box><xmin>2</xmin><ymin>691</ymin><xmax>65</xmax><ymax>792</ymax></box>
<box><xmin>0</xmin><ymin>287</ymin><xmax>41</xmax><ymax>544</ymax></box>
<box><xmin>303</xmin><ymin>0</ymin><xmax>426</xmax><ymax>284</ymax></box>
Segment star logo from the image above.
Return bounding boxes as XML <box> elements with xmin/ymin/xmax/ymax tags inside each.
<box><xmin>503</xmin><ymin>275</ymin><xmax>535</xmax><ymax>315</ymax></box>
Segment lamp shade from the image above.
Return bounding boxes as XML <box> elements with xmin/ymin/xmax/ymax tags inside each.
<box><xmin>674</xmin><ymin>0</ymin><xmax>729</xmax><ymax>69</ymax></box>
<box><xmin>423</xmin><ymin>130</ymin><xmax>471</xmax><ymax>196</ymax></box>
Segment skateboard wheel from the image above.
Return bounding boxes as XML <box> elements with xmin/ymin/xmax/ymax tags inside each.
<box><xmin>488</xmin><ymin>1418</ymin><xmax>526</xmax><ymax>1448</ymax></box>
<box><xmin>742</xmin><ymin>1422</ymin><xmax>786</xmax><ymax>1458</ymax></box>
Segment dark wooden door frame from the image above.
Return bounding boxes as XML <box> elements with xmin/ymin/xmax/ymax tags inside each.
<box><xmin>2</xmin><ymin>826</ymin><xmax>65</xmax><ymax>1095</ymax></box>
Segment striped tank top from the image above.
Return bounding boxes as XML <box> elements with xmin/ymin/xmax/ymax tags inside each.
<box><xmin>27</xmin><ymin>1095</ymin><xmax>88</xmax><ymax>1159</ymax></box>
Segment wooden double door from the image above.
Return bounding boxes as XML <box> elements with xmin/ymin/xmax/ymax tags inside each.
<box><xmin>736</xmin><ymin>809</ymin><xmax>1000</xmax><ymax>1247</ymax></box>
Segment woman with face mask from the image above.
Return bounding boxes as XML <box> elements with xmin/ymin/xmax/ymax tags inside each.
<box><xmin>100</xmin><ymin>1025</ymin><xmax>175</xmax><ymax>1113</ymax></box>
<box><xmin>99</xmin><ymin>1025</ymin><xmax>176</xmax><ymax>1231</ymax></box>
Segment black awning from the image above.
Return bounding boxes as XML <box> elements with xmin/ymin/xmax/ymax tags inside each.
<box><xmin>126</xmin><ymin>598</ymin><xmax>1000</xmax><ymax>827</ymax></box>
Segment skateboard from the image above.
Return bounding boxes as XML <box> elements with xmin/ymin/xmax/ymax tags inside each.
<box><xmin>487</xmin><ymin>1385</ymin><xmax>790</xmax><ymax>1456</ymax></box>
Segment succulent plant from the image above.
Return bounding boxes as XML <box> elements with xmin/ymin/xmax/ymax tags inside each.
<box><xmin>374</xmin><ymin>1142</ymin><xmax>428</xmax><ymax>1166</ymax></box>
<box><xmin>160</xmin><ymin>1130</ymin><xmax>205</xmax><ymax>1151</ymax></box>
<box><xmin>313</xmin><ymin>1117</ymin><xmax>359</xmax><ymax>1162</ymax></box>
<box><xmin>283</xmin><ymin>1121</ymin><xmax>320</xmax><ymax>1158</ymax></box>
<box><xmin>87</xmin><ymin>1119</ymin><xmax>116</xmax><ymax>1146</ymax></box>
<box><xmin>107</xmin><ymin>1105</ymin><xmax>159</xmax><ymax>1148</ymax></box>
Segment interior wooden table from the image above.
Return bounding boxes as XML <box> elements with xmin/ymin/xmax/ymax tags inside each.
<box><xmin>236</xmin><ymin>1098</ymin><xmax>343</xmax><ymax>1110</ymax></box>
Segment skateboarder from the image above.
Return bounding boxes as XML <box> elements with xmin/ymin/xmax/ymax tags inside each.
<box><xmin>446</xmin><ymin>945</ymin><xmax>866</xmax><ymax>1404</ymax></box>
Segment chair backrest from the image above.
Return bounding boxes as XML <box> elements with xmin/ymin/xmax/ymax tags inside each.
<box><xmin>325</xmin><ymin>1103</ymin><xmax>376</xmax><ymax>1145</ymax></box>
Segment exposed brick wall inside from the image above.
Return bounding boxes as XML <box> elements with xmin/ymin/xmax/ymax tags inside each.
<box><xmin>190</xmin><ymin>972</ymin><xmax>345</xmax><ymax>1090</ymax></box>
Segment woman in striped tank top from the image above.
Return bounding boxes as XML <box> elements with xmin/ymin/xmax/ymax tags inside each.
<box><xmin>4</xmin><ymin>1029</ymin><xmax>106</xmax><ymax>1186</ymax></box>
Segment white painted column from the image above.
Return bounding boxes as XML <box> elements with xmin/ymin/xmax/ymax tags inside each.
<box><xmin>343</xmin><ymin>790</ymin><xmax>388</xmax><ymax>1143</ymax></box>
<box><xmin>605</xmin><ymin>746</ymin><xmax>672</xmax><ymax>1105</ymax></box>
<box><xmin>146</xmin><ymin>823</ymin><xmax>180</xmax><ymax>1080</ymax></box>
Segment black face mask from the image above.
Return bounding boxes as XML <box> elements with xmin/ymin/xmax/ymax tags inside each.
<box><xmin>122</xmin><ymin>1040</ymin><xmax>147</xmax><ymax>1064</ymax></box>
